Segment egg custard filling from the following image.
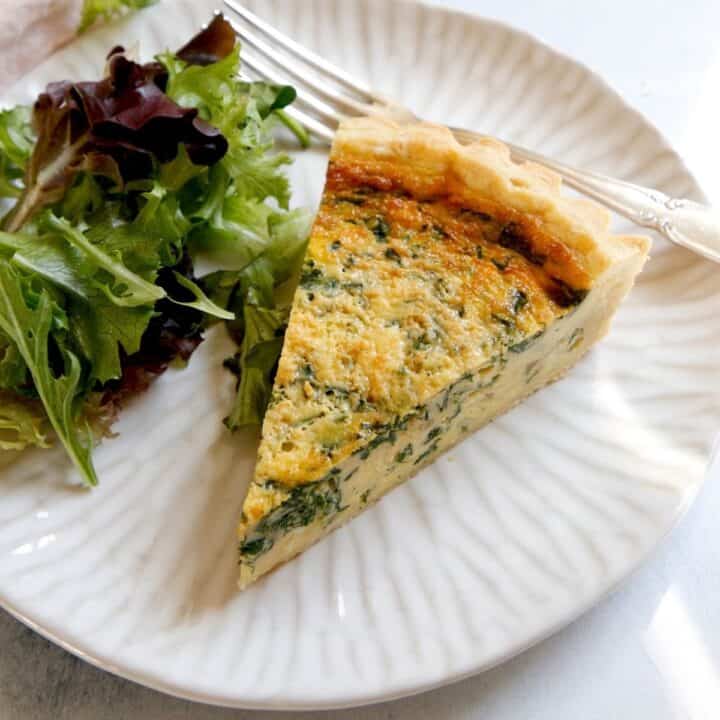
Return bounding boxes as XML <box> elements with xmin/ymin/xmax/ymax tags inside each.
<box><xmin>237</xmin><ymin>118</ymin><xmax>650</xmax><ymax>588</ymax></box>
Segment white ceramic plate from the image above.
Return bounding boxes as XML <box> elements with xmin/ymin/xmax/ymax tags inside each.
<box><xmin>1</xmin><ymin>0</ymin><xmax>718</xmax><ymax>710</ymax></box>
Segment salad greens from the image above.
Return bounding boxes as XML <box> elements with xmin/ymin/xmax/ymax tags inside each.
<box><xmin>79</xmin><ymin>0</ymin><xmax>158</xmax><ymax>34</ymax></box>
<box><xmin>0</xmin><ymin>16</ymin><xmax>312</xmax><ymax>485</ymax></box>
<box><xmin>0</xmin><ymin>263</ymin><xmax>97</xmax><ymax>483</ymax></box>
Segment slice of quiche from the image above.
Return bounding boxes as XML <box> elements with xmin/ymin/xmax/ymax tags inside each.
<box><xmin>237</xmin><ymin>117</ymin><xmax>650</xmax><ymax>588</ymax></box>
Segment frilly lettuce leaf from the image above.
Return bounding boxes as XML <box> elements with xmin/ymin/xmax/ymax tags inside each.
<box><xmin>158</xmin><ymin>31</ymin><xmax>311</xmax><ymax>429</ymax></box>
<box><xmin>228</xmin><ymin>145</ymin><xmax>292</xmax><ymax>208</ymax></box>
<box><xmin>160</xmin><ymin>41</ymin><xmax>297</xmax><ymax>208</ymax></box>
<box><xmin>0</xmin><ymin>391</ymin><xmax>50</xmax><ymax>451</ymax></box>
<box><xmin>0</xmin><ymin>332</ymin><xmax>27</xmax><ymax>389</ymax></box>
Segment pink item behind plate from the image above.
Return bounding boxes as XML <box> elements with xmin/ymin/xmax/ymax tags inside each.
<box><xmin>0</xmin><ymin>0</ymin><xmax>82</xmax><ymax>93</ymax></box>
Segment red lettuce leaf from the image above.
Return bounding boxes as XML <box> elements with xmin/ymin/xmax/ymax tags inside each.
<box><xmin>99</xmin><ymin>252</ymin><xmax>204</xmax><ymax>410</ymax></box>
<box><xmin>176</xmin><ymin>14</ymin><xmax>238</xmax><ymax>67</ymax></box>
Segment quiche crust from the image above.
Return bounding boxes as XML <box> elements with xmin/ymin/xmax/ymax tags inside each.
<box><xmin>332</xmin><ymin>117</ymin><xmax>639</xmax><ymax>283</ymax></box>
<box><xmin>237</xmin><ymin>117</ymin><xmax>650</xmax><ymax>588</ymax></box>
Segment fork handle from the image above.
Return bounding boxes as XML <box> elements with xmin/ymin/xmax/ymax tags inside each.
<box><xmin>451</xmin><ymin>127</ymin><xmax>720</xmax><ymax>263</ymax></box>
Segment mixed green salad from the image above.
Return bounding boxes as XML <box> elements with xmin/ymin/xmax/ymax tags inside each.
<box><xmin>0</xmin><ymin>16</ymin><xmax>312</xmax><ymax>486</ymax></box>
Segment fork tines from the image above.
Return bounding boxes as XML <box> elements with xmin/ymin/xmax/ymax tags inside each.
<box><xmin>222</xmin><ymin>0</ymin><xmax>380</xmax><ymax>142</ymax></box>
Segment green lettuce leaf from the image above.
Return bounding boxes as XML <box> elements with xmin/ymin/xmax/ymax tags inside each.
<box><xmin>0</xmin><ymin>106</ymin><xmax>33</xmax><ymax>200</ymax></box>
<box><xmin>188</xmin><ymin>181</ymin><xmax>276</xmax><ymax>268</ymax></box>
<box><xmin>202</xmin><ymin>208</ymin><xmax>311</xmax><ymax>429</ymax></box>
<box><xmin>70</xmin><ymin>292</ymin><xmax>153</xmax><ymax>384</ymax></box>
<box><xmin>237</xmin><ymin>209</ymin><xmax>311</xmax><ymax>305</ymax></box>
<box><xmin>0</xmin><ymin>263</ymin><xmax>96</xmax><ymax>485</ymax></box>
<box><xmin>224</xmin><ymin>305</ymin><xmax>287</xmax><ymax>429</ymax></box>
<box><xmin>0</xmin><ymin>391</ymin><xmax>50</xmax><ymax>451</ymax></box>
<box><xmin>79</xmin><ymin>0</ymin><xmax>157</xmax><ymax>33</ymax></box>
<box><xmin>86</xmin><ymin>183</ymin><xmax>187</xmax><ymax>274</ymax></box>
<box><xmin>201</xmin><ymin>207</ymin><xmax>310</xmax><ymax>329</ymax></box>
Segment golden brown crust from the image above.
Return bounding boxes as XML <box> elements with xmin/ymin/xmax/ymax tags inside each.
<box><xmin>332</xmin><ymin>117</ymin><xmax>650</xmax><ymax>284</ymax></box>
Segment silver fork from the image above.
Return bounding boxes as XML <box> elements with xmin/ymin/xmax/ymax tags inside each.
<box><xmin>223</xmin><ymin>0</ymin><xmax>720</xmax><ymax>264</ymax></box>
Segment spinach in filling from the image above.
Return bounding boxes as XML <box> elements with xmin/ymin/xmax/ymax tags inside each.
<box><xmin>240</xmin><ymin>471</ymin><xmax>344</xmax><ymax>561</ymax></box>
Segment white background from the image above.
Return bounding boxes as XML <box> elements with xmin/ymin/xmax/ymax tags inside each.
<box><xmin>2</xmin><ymin>1</ymin><xmax>720</xmax><ymax>718</ymax></box>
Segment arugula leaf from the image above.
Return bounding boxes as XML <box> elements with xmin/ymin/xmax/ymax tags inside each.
<box><xmin>169</xmin><ymin>272</ymin><xmax>234</xmax><ymax>320</ymax></box>
<box><xmin>42</xmin><ymin>213</ymin><xmax>165</xmax><ymax>307</ymax></box>
<box><xmin>225</xmin><ymin>305</ymin><xmax>287</xmax><ymax>429</ymax></box>
<box><xmin>0</xmin><ymin>263</ymin><xmax>97</xmax><ymax>486</ymax></box>
<box><xmin>0</xmin><ymin>219</ymin><xmax>155</xmax><ymax>385</ymax></box>
<box><xmin>0</xmin><ymin>229</ymin><xmax>93</xmax><ymax>300</ymax></box>
<box><xmin>198</xmin><ymin>270</ymin><xmax>239</xmax><ymax>327</ymax></box>
<box><xmin>0</xmin><ymin>391</ymin><xmax>49</xmax><ymax>451</ymax></box>
<box><xmin>79</xmin><ymin>0</ymin><xmax>157</xmax><ymax>33</ymax></box>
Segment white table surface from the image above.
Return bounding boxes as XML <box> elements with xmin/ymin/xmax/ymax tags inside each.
<box><xmin>2</xmin><ymin>1</ymin><xmax>720</xmax><ymax>718</ymax></box>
